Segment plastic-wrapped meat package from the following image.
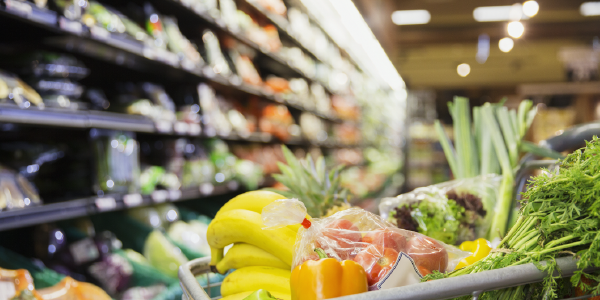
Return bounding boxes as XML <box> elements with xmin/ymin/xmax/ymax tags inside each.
<box><xmin>263</xmin><ymin>199</ymin><xmax>469</xmax><ymax>290</ymax></box>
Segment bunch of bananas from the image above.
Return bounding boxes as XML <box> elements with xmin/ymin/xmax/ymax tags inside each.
<box><xmin>208</xmin><ymin>191</ymin><xmax>301</xmax><ymax>300</ymax></box>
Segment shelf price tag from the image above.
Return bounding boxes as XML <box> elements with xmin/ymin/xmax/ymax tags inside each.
<box><xmin>123</xmin><ymin>193</ymin><xmax>142</xmax><ymax>207</ymax></box>
<box><xmin>174</xmin><ymin>121</ymin><xmax>189</xmax><ymax>134</ymax></box>
<box><xmin>169</xmin><ymin>189</ymin><xmax>182</xmax><ymax>201</ymax></box>
<box><xmin>59</xmin><ymin>17</ymin><xmax>83</xmax><ymax>35</ymax></box>
<box><xmin>151</xmin><ymin>190</ymin><xmax>168</xmax><ymax>203</ymax></box>
<box><xmin>188</xmin><ymin>123</ymin><xmax>201</xmax><ymax>136</ymax></box>
<box><xmin>95</xmin><ymin>197</ymin><xmax>116</xmax><ymax>211</ymax></box>
<box><xmin>155</xmin><ymin>120</ymin><xmax>172</xmax><ymax>133</ymax></box>
<box><xmin>199</xmin><ymin>183</ymin><xmax>214</xmax><ymax>195</ymax></box>
<box><xmin>90</xmin><ymin>26</ymin><xmax>110</xmax><ymax>41</ymax></box>
<box><xmin>5</xmin><ymin>0</ymin><xmax>32</xmax><ymax>18</ymax></box>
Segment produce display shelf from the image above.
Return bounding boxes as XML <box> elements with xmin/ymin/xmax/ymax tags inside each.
<box><xmin>0</xmin><ymin>105</ymin><xmax>363</xmax><ymax>148</ymax></box>
<box><xmin>243</xmin><ymin>0</ymin><xmax>330</xmax><ymax>69</ymax></box>
<box><xmin>0</xmin><ymin>182</ymin><xmax>237</xmax><ymax>232</ymax></box>
<box><xmin>0</xmin><ymin>2</ymin><xmax>344</xmax><ymax>124</ymax></box>
<box><xmin>157</xmin><ymin>0</ymin><xmax>336</xmax><ymax>95</ymax></box>
<box><xmin>179</xmin><ymin>256</ymin><xmax>594</xmax><ymax>300</ymax></box>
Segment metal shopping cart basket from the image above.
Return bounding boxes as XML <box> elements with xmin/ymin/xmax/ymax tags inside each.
<box><xmin>178</xmin><ymin>123</ymin><xmax>600</xmax><ymax>300</ymax></box>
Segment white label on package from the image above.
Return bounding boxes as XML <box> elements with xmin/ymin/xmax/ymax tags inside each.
<box><xmin>69</xmin><ymin>238</ymin><xmax>99</xmax><ymax>265</ymax></box>
<box><xmin>123</xmin><ymin>193</ymin><xmax>142</xmax><ymax>207</ymax></box>
<box><xmin>0</xmin><ymin>281</ymin><xmax>16</xmax><ymax>300</ymax></box>
<box><xmin>374</xmin><ymin>252</ymin><xmax>423</xmax><ymax>290</ymax></box>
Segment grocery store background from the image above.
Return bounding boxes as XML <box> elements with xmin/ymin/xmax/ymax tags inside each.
<box><xmin>0</xmin><ymin>0</ymin><xmax>598</xmax><ymax>297</ymax></box>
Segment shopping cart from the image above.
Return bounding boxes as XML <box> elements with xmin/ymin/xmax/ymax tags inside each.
<box><xmin>178</xmin><ymin>123</ymin><xmax>600</xmax><ymax>300</ymax></box>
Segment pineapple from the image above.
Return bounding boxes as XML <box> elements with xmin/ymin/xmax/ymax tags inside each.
<box><xmin>266</xmin><ymin>145</ymin><xmax>350</xmax><ymax>217</ymax></box>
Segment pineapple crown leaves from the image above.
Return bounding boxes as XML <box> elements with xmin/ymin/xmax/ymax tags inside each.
<box><xmin>266</xmin><ymin>145</ymin><xmax>350</xmax><ymax>217</ymax></box>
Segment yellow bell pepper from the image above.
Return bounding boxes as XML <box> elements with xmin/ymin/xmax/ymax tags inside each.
<box><xmin>291</xmin><ymin>249</ymin><xmax>368</xmax><ymax>300</ymax></box>
<box><xmin>455</xmin><ymin>238</ymin><xmax>491</xmax><ymax>270</ymax></box>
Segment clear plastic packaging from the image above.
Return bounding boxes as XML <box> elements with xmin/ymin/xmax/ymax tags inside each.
<box><xmin>379</xmin><ymin>174</ymin><xmax>502</xmax><ymax>245</ymax></box>
<box><xmin>263</xmin><ymin>199</ymin><xmax>469</xmax><ymax>290</ymax></box>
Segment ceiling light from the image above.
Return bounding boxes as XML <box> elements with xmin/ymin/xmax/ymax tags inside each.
<box><xmin>499</xmin><ymin>37</ymin><xmax>515</xmax><ymax>52</ymax></box>
<box><xmin>507</xmin><ymin>21</ymin><xmax>525</xmax><ymax>38</ymax></box>
<box><xmin>473</xmin><ymin>5</ymin><xmax>528</xmax><ymax>22</ymax></box>
<box><xmin>391</xmin><ymin>10</ymin><xmax>431</xmax><ymax>25</ymax></box>
<box><xmin>457</xmin><ymin>63</ymin><xmax>471</xmax><ymax>77</ymax></box>
<box><xmin>476</xmin><ymin>34</ymin><xmax>490</xmax><ymax>63</ymax></box>
<box><xmin>581</xmin><ymin>2</ymin><xmax>600</xmax><ymax>16</ymax></box>
<box><xmin>522</xmin><ymin>1</ymin><xmax>539</xmax><ymax>17</ymax></box>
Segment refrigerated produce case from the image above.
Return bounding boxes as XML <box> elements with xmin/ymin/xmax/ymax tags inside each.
<box><xmin>0</xmin><ymin>0</ymin><xmax>406</xmax><ymax>298</ymax></box>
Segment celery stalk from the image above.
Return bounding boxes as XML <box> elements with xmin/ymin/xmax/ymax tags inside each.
<box><xmin>482</xmin><ymin>104</ymin><xmax>514</xmax><ymax>239</ymax></box>
<box><xmin>434</xmin><ymin>120</ymin><xmax>458</xmax><ymax>177</ymax></box>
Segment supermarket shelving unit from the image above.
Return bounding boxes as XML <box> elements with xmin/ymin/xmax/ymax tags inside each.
<box><xmin>0</xmin><ymin>0</ymin><xmax>382</xmax><ymax>234</ymax></box>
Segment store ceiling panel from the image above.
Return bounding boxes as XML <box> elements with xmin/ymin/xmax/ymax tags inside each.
<box><xmin>354</xmin><ymin>0</ymin><xmax>600</xmax><ymax>89</ymax></box>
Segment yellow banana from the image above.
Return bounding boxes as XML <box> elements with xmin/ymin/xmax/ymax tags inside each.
<box><xmin>215</xmin><ymin>191</ymin><xmax>287</xmax><ymax>218</ymax></box>
<box><xmin>216</xmin><ymin>243</ymin><xmax>290</xmax><ymax>274</ymax></box>
<box><xmin>221</xmin><ymin>266</ymin><xmax>291</xmax><ymax>297</ymax></box>
<box><xmin>219</xmin><ymin>291</ymin><xmax>291</xmax><ymax>300</ymax></box>
<box><xmin>207</xmin><ymin>209</ymin><xmax>295</xmax><ymax>265</ymax></box>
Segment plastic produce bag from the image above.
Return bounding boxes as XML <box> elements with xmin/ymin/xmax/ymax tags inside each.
<box><xmin>262</xmin><ymin>199</ymin><xmax>469</xmax><ymax>291</ymax></box>
<box><xmin>379</xmin><ymin>174</ymin><xmax>502</xmax><ymax>245</ymax></box>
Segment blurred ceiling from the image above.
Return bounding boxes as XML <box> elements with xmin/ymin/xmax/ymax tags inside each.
<box><xmin>353</xmin><ymin>0</ymin><xmax>600</xmax><ymax>90</ymax></box>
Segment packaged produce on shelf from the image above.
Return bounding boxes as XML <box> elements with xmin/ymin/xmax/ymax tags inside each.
<box><xmin>117</xmin><ymin>82</ymin><xmax>177</xmax><ymax>124</ymax></box>
<box><xmin>230</xmin><ymin>143</ymin><xmax>284</xmax><ymax>175</ymax></box>
<box><xmin>91</xmin><ymin>130</ymin><xmax>140</xmax><ymax>194</ymax></box>
<box><xmin>49</xmin><ymin>0</ymin><xmax>89</xmax><ymax>21</ymax></box>
<box><xmin>331</xmin><ymin>94</ymin><xmax>360</xmax><ymax>121</ymax></box>
<box><xmin>310</xmin><ymin>82</ymin><xmax>331</xmax><ymax>115</ymax></box>
<box><xmin>162</xmin><ymin>16</ymin><xmax>205</xmax><ymax>68</ymax></box>
<box><xmin>333</xmin><ymin>123</ymin><xmax>360</xmax><ymax>145</ymax></box>
<box><xmin>279</xmin><ymin>47</ymin><xmax>315</xmax><ymax>78</ymax></box>
<box><xmin>259</xmin><ymin>104</ymin><xmax>294</xmax><ymax>141</ymax></box>
<box><xmin>144</xmin><ymin>3</ymin><xmax>169</xmax><ymax>50</ymax></box>
<box><xmin>203</xmin><ymin>30</ymin><xmax>233</xmax><ymax>76</ymax></box>
<box><xmin>180</xmin><ymin>142</ymin><xmax>215</xmax><ymax>189</ymax></box>
<box><xmin>139</xmin><ymin>166</ymin><xmax>181</xmax><ymax>195</ymax></box>
<box><xmin>167</xmin><ymin>220</ymin><xmax>211</xmax><ymax>257</ymax></box>
<box><xmin>250</xmin><ymin>0</ymin><xmax>287</xmax><ymax>16</ymax></box>
<box><xmin>182</xmin><ymin>0</ymin><xmax>218</xmax><ymax>18</ymax></box>
<box><xmin>0</xmin><ymin>164</ymin><xmax>42</xmax><ymax>211</ymax></box>
<box><xmin>220</xmin><ymin>0</ymin><xmax>239</xmax><ymax>32</ymax></box>
<box><xmin>263</xmin><ymin>199</ymin><xmax>469</xmax><ymax>291</ymax></box>
<box><xmin>379</xmin><ymin>175</ymin><xmax>502</xmax><ymax>245</ymax></box>
<box><xmin>142</xmin><ymin>230</ymin><xmax>188</xmax><ymax>279</ymax></box>
<box><xmin>235</xmin><ymin>11</ymin><xmax>282</xmax><ymax>53</ymax></box>
<box><xmin>331</xmin><ymin>148</ymin><xmax>363</xmax><ymax>166</ymax></box>
<box><xmin>0</xmin><ymin>70</ymin><xmax>43</xmax><ymax>108</ymax></box>
<box><xmin>299</xmin><ymin>112</ymin><xmax>327</xmax><ymax>143</ymax></box>
<box><xmin>198</xmin><ymin>83</ymin><xmax>232</xmax><ymax>136</ymax></box>
<box><xmin>226</xmin><ymin>43</ymin><xmax>263</xmax><ymax>87</ymax></box>
<box><xmin>266</xmin><ymin>145</ymin><xmax>349</xmax><ymax>217</ymax></box>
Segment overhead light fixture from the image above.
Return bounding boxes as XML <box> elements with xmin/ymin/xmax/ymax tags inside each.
<box><xmin>391</xmin><ymin>10</ymin><xmax>431</xmax><ymax>25</ymax></box>
<box><xmin>473</xmin><ymin>4</ymin><xmax>528</xmax><ymax>22</ymax></box>
<box><xmin>457</xmin><ymin>63</ymin><xmax>471</xmax><ymax>77</ymax></box>
<box><xmin>499</xmin><ymin>37</ymin><xmax>515</xmax><ymax>52</ymax></box>
<box><xmin>507</xmin><ymin>21</ymin><xmax>525</xmax><ymax>38</ymax></box>
<box><xmin>476</xmin><ymin>34</ymin><xmax>490</xmax><ymax>63</ymax></box>
<box><xmin>581</xmin><ymin>2</ymin><xmax>600</xmax><ymax>16</ymax></box>
<box><xmin>522</xmin><ymin>1</ymin><xmax>539</xmax><ymax>17</ymax></box>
